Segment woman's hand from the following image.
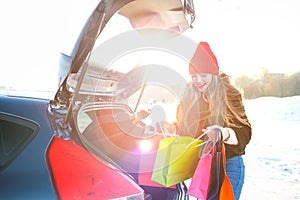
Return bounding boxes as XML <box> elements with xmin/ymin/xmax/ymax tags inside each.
<box><xmin>202</xmin><ymin>125</ymin><xmax>238</xmax><ymax>145</ymax></box>
<box><xmin>202</xmin><ymin>125</ymin><xmax>223</xmax><ymax>142</ymax></box>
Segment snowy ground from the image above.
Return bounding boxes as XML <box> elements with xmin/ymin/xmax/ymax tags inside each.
<box><xmin>240</xmin><ymin>96</ymin><xmax>300</xmax><ymax>200</ymax></box>
<box><xmin>187</xmin><ymin>95</ymin><xmax>300</xmax><ymax>200</ymax></box>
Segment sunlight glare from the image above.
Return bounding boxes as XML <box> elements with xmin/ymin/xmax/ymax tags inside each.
<box><xmin>138</xmin><ymin>140</ymin><xmax>154</xmax><ymax>153</ymax></box>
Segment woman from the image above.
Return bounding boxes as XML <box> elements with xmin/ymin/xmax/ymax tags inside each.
<box><xmin>177</xmin><ymin>41</ymin><xmax>252</xmax><ymax>200</ymax></box>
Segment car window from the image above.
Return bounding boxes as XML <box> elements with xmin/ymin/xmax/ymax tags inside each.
<box><xmin>0</xmin><ymin>112</ymin><xmax>39</xmax><ymax>172</ymax></box>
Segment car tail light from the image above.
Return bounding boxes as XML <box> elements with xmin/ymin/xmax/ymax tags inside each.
<box><xmin>46</xmin><ymin>136</ymin><xmax>144</xmax><ymax>200</ymax></box>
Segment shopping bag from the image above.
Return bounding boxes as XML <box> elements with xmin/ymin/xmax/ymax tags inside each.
<box><xmin>207</xmin><ymin>134</ymin><xmax>234</xmax><ymax>200</ymax></box>
<box><xmin>138</xmin><ymin>150</ymin><xmax>176</xmax><ymax>188</ymax></box>
<box><xmin>219</xmin><ymin>144</ymin><xmax>235</xmax><ymax>200</ymax></box>
<box><xmin>151</xmin><ymin>136</ymin><xmax>203</xmax><ymax>187</ymax></box>
<box><xmin>137</xmin><ymin>133</ymin><xmax>177</xmax><ymax>188</ymax></box>
<box><xmin>207</xmin><ymin>141</ymin><xmax>223</xmax><ymax>200</ymax></box>
<box><xmin>186</xmin><ymin>144</ymin><xmax>215</xmax><ymax>199</ymax></box>
<box><xmin>187</xmin><ymin>128</ymin><xmax>234</xmax><ymax>200</ymax></box>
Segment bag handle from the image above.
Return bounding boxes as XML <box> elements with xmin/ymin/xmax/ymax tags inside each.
<box><xmin>196</xmin><ymin>128</ymin><xmax>223</xmax><ymax>158</ymax></box>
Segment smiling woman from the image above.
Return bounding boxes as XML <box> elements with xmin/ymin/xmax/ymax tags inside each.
<box><xmin>1</xmin><ymin>1</ymin><xmax>299</xmax><ymax>199</ymax></box>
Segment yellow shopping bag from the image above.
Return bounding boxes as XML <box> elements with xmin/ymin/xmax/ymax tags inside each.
<box><xmin>151</xmin><ymin>136</ymin><xmax>203</xmax><ymax>187</ymax></box>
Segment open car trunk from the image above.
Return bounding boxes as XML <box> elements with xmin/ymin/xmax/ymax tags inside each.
<box><xmin>49</xmin><ymin>0</ymin><xmax>196</xmax><ymax>198</ymax></box>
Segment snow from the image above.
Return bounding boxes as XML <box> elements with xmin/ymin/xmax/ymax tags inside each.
<box><xmin>240</xmin><ymin>96</ymin><xmax>300</xmax><ymax>200</ymax></box>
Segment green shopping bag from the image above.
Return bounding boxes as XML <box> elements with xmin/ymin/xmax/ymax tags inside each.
<box><xmin>151</xmin><ymin>136</ymin><xmax>203</xmax><ymax>187</ymax></box>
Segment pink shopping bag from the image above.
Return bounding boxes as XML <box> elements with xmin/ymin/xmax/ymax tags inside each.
<box><xmin>187</xmin><ymin>147</ymin><xmax>214</xmax><ymax>199</ymax></box>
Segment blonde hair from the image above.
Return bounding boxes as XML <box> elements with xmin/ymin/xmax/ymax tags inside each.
<box><xmin>178</xmin><ymin>72</ymin><xmax>250</xmax><ymax>136</ymax></box>
<box><xmin>203</xmin><ymin>72</ymin><xmax>250</xmax><ymax>127</ymax></box>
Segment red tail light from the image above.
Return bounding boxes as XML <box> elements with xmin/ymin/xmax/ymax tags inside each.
<box><xmin>46</xmin><ymin>136</ymin><xmax>144</xmax><ymax>199</ymax></box>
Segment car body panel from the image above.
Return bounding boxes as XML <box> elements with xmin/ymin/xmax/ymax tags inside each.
<box><xmin>0</xmin><ymin>95</ymin><xmax>56</xmax><ymax>199</ymax></box>
<box><xmin>46</xmin><ymin>135</ymin><xmax>144</xmax><ymax>199</ymax></box>
<box><xmin>119</xmin><ymin>0</ymin><xmax>192</xmax><ymax>31</ymax></box>
<box><xmin>64</xmin><ymin>0</ymin><xmax>194</xmax><ymax>79</ymax></box>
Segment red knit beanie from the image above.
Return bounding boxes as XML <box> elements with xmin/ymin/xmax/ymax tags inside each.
<box><xmin>189</xmin><ymin>42</ymin><xmax>219</xmax><ymax>75</ymax></box>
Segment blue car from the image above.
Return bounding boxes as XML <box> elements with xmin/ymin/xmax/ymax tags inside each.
<box><xmin>0</xmin><ymin>0</ymin><xmax>196</xmax><ymax>199</ymax></box>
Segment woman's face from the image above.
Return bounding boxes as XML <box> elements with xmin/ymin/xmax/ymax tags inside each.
<box><xmin>191</xmin><ymin>73</ymin><xmax>213</xmax><ymax>92</ymax></box>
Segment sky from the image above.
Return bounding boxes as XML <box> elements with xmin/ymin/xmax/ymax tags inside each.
<box><xmin>185</xmin><ymin>0</ymin><xmax>300</xmax><ymax>76</ymax></box>
<box><xmin>0</xmin><ymin>0</ymin><xmax>299</xmax><ymax>92</ymax></box>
